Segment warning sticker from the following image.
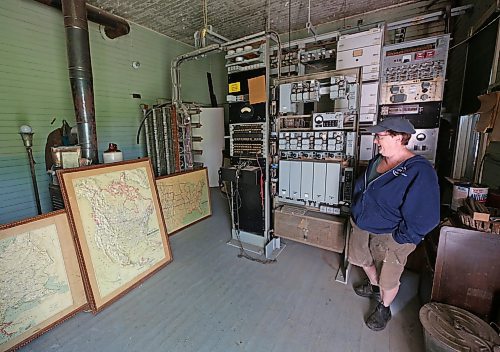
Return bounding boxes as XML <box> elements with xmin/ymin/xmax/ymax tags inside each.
<box><xmin>228</xmin><ymin>82</ymin><xmax>241</xmax><ymax>93</ymax></box>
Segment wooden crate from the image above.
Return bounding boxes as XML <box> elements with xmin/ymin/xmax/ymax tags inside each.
<box><xmin>274</xmin><ymin>206</ymin><xmax>346</xmax><ymax>253</ymax></box>
<box><xmin>458</xmin><ymin>208</ymin><xmax>500</xmax><ymax>234</ymax></box>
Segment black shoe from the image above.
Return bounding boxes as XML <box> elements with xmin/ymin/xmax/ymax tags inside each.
<box><xmin>365</xmin><ymin>302</ymin><xmax>392</xmax><ymax>331</ymax></box>
<box><xmin>354</xmin><ymin>281</ymin><xmax>381</xmax><ymax>300</ymax></box>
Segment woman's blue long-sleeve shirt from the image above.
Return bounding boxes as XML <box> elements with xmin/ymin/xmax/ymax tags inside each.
<box><xmin>351</xmin><ymin>154</ymin><xmax>440</xmax><ymax>244</ymax></box>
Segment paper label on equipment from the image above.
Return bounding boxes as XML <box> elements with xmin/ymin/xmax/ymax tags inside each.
<box><xmin>352</xmin><ymin>49</ymin><xmax>363</xmax><ymax>57</ymax></box>
<box><xmin>228</xmin><ymin>82</ymin><xmax>241</xmax><ymax>93</ymax></box>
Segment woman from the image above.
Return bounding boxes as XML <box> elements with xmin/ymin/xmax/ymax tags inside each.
<box><xmin>348</xmin><ymin>117</ymin><xmax>440</xmax><ymax>331</ymax></box>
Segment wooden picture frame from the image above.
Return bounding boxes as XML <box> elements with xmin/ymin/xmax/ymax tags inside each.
<box><xmin>0</xmin><ymin>210</ymin><xmax>87</xmax><ymax>352</ymax></box>
<box><xmin>57</xmin><ymin>158</ymin><xmax>172</xmax><ymax>313</ymax></box>
<box><xmin>156</xmin><ymin>167</ymin><xmax>212</xmax><ymax>235</ymax></box>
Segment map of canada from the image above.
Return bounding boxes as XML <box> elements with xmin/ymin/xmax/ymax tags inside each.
<box><xmin>0</xmin><ymin>225</ymin><xmax>72</xmax><ymax>346</ymax></box>
<box><xmin>72</xmin><ymin>167</ymin><xmax>166</xmax><ymax>298</ymax></box>
<box><xmin>156</xmin><ymin>170</ymin><xmax>210</xmax><ymax>234</ymax></box>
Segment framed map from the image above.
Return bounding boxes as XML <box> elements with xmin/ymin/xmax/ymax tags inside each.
<box><xmin>156</xmin><ymin>168</ymin><xmax>212</xmax><ymax>235</ymax></box>
<box><xmin>0</xmin><ymin>210</ymin><xmax>87</xmax><ymax>352</ymax></box>
<box><xmin>58</xmin><ymin>158</ymin><xmax>172</xmax><ymax>313</ymax></box>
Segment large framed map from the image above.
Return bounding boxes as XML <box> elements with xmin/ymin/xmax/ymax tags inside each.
<box><xmin>0</xmin><ymin>210</ymin><xmax>87</xmax><ymax>352</ymax></box>
<box><xmin>156</xmin><ymin>168</ymin><xmax>212</xmax><ymax>235</ymax></box>
<box><xmin>58</xmin><ymin>158</ymin><xmax>172</xmax><ymax>313</ymax></box>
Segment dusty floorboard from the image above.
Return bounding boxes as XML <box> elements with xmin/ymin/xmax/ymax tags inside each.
<box><xmin>21</xmin><ymin>189</ymin><xmax>425</xmax><ymax>352</ymax></box>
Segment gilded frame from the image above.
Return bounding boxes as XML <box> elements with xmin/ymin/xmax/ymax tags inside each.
<box><xmin>58</xmin><ymin>158</ymin><xmax>172</xmax><ymax>313</ymax></box>
<box><xmin>0</xmin><ymin>210</ymin><xmax>87</xmax><ymax>352</ymax></box>
<box><xmin>156</xmin><ymin>167</ymin><xmax>212</xmax><ymax>235</ymax></box>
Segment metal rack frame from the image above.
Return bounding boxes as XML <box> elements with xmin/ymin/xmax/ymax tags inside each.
<box><xmin>271</xmin><ymin>67</ymin><xmax>363</xmax><ymax>283</ymax></box>
<box><xmin>222</xmin><ymin>32</ymin><xmax>280</xmax><ymax>252</ymax></box>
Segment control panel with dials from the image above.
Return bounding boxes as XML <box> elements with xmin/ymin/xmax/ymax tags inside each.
<box><xmin>312</xmin><ymin>112</ymin><xmax>345</xmax><ymax>130</ymax></box>
<box><xmin>272</xmin><ymin>67</ymin><xmax>360</xmax><ymax>216</ymax></box>
<box><xmin>379</xmin><ymin>35</ymin><xmax>450</xmax><ymax>105</ymax></box>
<box><xmin>407</xmin><ymin>128</ymin><xmax>439</xmax><ymax>165</ymax></box>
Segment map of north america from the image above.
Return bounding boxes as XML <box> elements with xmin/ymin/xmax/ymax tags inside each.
<box><xmin>73</xmin><ymin>167</ymin><xmax>165</xmax><ymax>297</ymax></box>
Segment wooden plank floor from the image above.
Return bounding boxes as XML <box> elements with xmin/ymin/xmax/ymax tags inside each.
<box><xmin>21</xmin><ymin>189</ymin><xmax>425</xmax><ymax>352</ymax></box>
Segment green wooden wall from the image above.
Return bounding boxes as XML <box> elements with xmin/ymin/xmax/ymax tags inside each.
<box><xmin>0</xmin><ymin>0</ymin><xmax>227</xmax><ymax>224</ymax></box>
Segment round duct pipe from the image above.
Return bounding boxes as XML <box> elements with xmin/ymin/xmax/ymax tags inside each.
<box><xmin>33</xmin><ymin>0</ymin><xmax>130</xmax><ymax>39</ymax></box>
<box><xmin>62</xmin><ymin>0</ymin><xmax>98</xmax><ymax>164</ymax></box>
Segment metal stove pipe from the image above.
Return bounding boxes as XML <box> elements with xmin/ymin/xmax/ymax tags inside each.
<box><xmin>34</xmin><ymin>0</ymin><xmax>130</xmax><ymax>39</ymax></box>
<box><xmin>62</xmin><ymin>0</ymin><xmax>98</xmax><ymax>163</ymax></box>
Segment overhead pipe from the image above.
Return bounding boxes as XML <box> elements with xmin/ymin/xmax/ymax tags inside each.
<box><xmin>221</xmin><ymin>31</ymin><xmax>266</xmax><ymax>48</ymax></box>
<box><xmin>62</xmin><ymin>0</ymin><xmax>98</xmax><ymax>163</ymax></box>
<box><xmin>172</xmin><ymin>31</ymin><xmax>274</xmax><ymax>106</ymax></box>
<box><xmin>172</xmin><ymin>31</ymin><xmax>281</xmax><ymax>104</ymax></box>
<box><xmin>171</xmin><ymin>44</ymin><xmax>222</xmax><ymax>107</ymax></box>
<box><xmin>34</xmin><ymin>0</ymin><xmax>130</xmax><ymax>39</ymax></box>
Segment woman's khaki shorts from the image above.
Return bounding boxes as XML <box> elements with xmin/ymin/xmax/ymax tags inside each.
<box><xmin>348</xmin><ymin>219</ymin><xmax>416</xmax><ymax>290</ymax></box>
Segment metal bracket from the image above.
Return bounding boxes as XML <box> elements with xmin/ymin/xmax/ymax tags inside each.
<box><xmin>386</xmin><ymin>5</ymin><xmax>473</xmax><ymax>31</ymax></box>
<box><xmin>336</xmin><ymin>218</ymin><xmax>352</xmax><ymax>284</ymax></box>
<box><xmin>194</xmin><ymin>25</ymin><xmax>229</xmax><ymax>48</ymax></box>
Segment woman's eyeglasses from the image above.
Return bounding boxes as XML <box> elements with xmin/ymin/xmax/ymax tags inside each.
<box><xmin>374</xmin><ymin>133</ymin><xmax>391</xmax><ymax>140</ymax></box>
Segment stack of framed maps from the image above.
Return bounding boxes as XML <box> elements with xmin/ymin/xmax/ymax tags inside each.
<box><xmin>156</xmin><ymin>168</ymin><xmax>212</xmax><ymax>234</ymax></box>
<box><xmin>0</xmin><ymin>211</ymin><xmax>87</xmax><ymax>352</ymax></box>
<box><xmin>58</xmin><ymin>158</ymin><xmax>173</xmax><ymax>313</ymax></box>
<box><xmin>1</xmin><ymin>159</ymin><xmax>207</xmax><ymax>350</ymax></box>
